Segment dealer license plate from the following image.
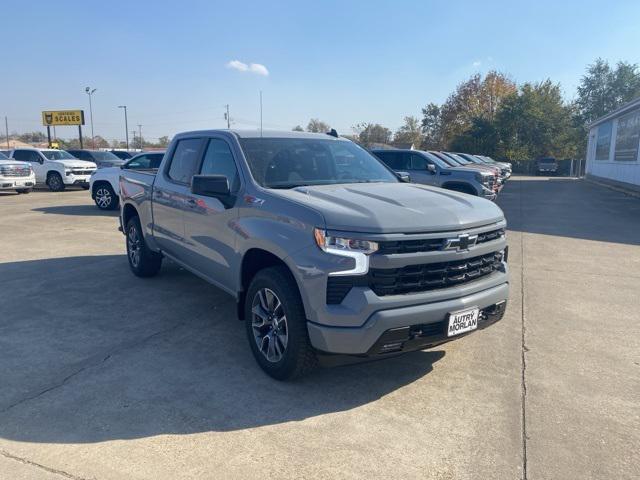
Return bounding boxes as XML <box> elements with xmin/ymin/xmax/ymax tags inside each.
<box><xmin>447</xmin><ymin>307</ymin><xmax>479</xmax><ymax>337</ymax></box>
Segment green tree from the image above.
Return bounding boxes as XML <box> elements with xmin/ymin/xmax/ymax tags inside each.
<box><xmin>449</xmin><ymin>117</ymin><xmax>498</xmax><ymax>156</ymax></box>
<box><xmin>306</xmin><ymin>119</ymin><xmax>330</xmax><ymax>133</ymax></box>
<box><xmin>575</xmin><ymin>58</ymin><xmax>640</xmax><ymax>125</ymax></box>
<box><xmin>420</xmin><ymin>103</ymin><xmax>444</xmax><ymax>149</ymax></box>
<box><xmin>495</xmin><ymin>80</ymin><xmax>577</xmax><ymax>160</ymax></box>
<box><xmin>354</xmin><ymin>122</ymin><xmax>392</xmax><ymax>147</ymax></box>
<box><xmin>17</xmin><ymin>131</ymin><xmax>47</xmax><ymax>143</ymax></box>
<box><xmin>393</xmin><ymin>116</ymin><xmax>423</xmax><ymax>148</ymax></box>
<box><xmin>156</xmin><ymin>136</ymin><xmax>170</xmax><ymax>147</ymax></box>
<box><xmin>292</xmin><ymin>125</ymin><xmax>304</xmax><ymax>132</ymax></box>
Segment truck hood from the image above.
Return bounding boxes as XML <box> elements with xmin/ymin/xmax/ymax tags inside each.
<box><xmin>0</xmin><ymin>159</ymin><xmax>30</xmax><ymax>167</ymax></box>
<box><xmin>51</xmin><ymin>159</ymin><xmax>97</xmax><ymax>168</ymax></box>
<box><xmin>271</xmin><ymin>182</ymin><xmax>504</xmax><ymax>233</ymax></box>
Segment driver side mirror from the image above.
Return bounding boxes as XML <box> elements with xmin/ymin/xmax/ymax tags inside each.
<box><xmin>396</xmin><ymin>171</ymin><xmax>411</xmax><ymax>183</ymax></box>
<box><xmin>427</xmin><ymin>164</ymin><xmax>437</xmax><ymax>174</ymax></box>
<box><xmin>191</xmin><ymin>175</ymin><xmax>233</xmax><ymax>207</ymax></box>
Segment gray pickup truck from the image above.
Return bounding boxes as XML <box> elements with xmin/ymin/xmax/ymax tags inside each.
<box><xmin>120</xmin><ymin>130</ymin><xmax>509</xmax><ymax>379</ymax></box>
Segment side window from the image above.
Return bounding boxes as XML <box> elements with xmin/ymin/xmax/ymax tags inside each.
<box><xmin>149</xmin><ymin>154</ymin><xmax>164</xmax><ymax>169</ymax></box>
<box><xmin>167</xmin><ymin>139</ymin><xmax>202</xmax><ymax>184</ymax></box>
<box><xmin>12</xmin><ymin>150</ymin><xmax>29</xmax><ymax>161</ymax></box>
<box><xmin>199</xmin><ymin>139</ymin><xmax>240</xmax><ymax>191</ymax></box>
<box><xmin>126</xmin><ymin>155</ymin><xmax>150</xmax><ymax>170</ymax></box>
<box><xmin>410</xmin><ymin>154</ymin><xmax>429</xmax><ymax>170</ymax></box>
<box><xmin>381</xmin><ymin>152</ymin><xmax>409</xmax><ymax>170</ymax></box>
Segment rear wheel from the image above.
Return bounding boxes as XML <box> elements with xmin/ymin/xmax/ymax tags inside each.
<box><xmin>94</xmin><ymin>183</ymin><xmax>119</xmax><ymax>210</ymax></box>
<box><xmin>245</xmin><ymin>266</ymin><xmax>317</xmax><ymax>380</ymax></box>
<box><xmin>125</xmin><ymin>216</ymin><xmax>162</xmax><ymax>277</ymax></box>
<box><xmin>46</xmin><ymin>172</ymin><xmax>65</xmax><ymax>192</ymax></box>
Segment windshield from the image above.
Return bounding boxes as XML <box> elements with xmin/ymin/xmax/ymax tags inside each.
<box><xmin>238</xmin><ymin>138</ymin><xmax>398</xmax><ymax>188</ymax></box>
<box><xmin>539</xmin><ymin>158</ymin><xmax>557</xmax><ymax>164</ymax></box>
<box><xmin>447</xmin><ymin>153</ymin><xmax>471</xmax><ymax>164</ymax></box>
<box><xmin>92</xmin><ymin>151</ymin><xmax>121</xmax><ymax>161</ymax></box>
<box><xmin>422</xmin><ymin>151</ymin><xmax>449</xmax><ymax>168</ymax></box>
<box><xmin>42</xmin><ymin>150</ymin><xmax>75</xmax><ymax>160</ymax></box>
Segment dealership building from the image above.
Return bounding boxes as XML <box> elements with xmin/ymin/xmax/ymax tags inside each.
<box><xmin>586</xmin><ymin>97</ymin><xmax>640</xmax><ymax>192</ymax></box>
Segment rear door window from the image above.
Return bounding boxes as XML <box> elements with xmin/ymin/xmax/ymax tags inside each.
<box><xmin>167</xmin><ymin>139</ymin><xmax>202</xmax><ymax>184</ymax></box>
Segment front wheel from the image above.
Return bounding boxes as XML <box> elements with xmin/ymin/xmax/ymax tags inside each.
<box><xmin>94</xmin><ymin>184</ymin><xmax>119</xmax><ymax>210</ymax></box>
<box><xmin>47</xmin><ymin>172</ymin><xmax>65</xmax><ymax>192</ymax></box>
<box><xmin>125</xmin><ymin>216</ymin><xmax>162</xmax><ymax>277</ymax></box>
<box><xmin>245</xmin><ymin>266</ymin><xmax>317</xmax><ymax>380</ymax></box>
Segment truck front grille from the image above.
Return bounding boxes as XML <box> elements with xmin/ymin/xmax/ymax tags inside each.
<box><xmin>0</xmin><ymin>166</ymin><xmax>31</xmax><ymax>177</ymax></box>
<box><xmin>377</xmin><ymin>228</ymin><xmax>504</xmax><ymax>255</ymax></box>
<box><xmin>326</xmin><ymin>250</ymin><xmax>504</xmax><ymax>304</ymax></box>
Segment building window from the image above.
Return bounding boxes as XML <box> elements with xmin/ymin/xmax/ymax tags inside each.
<box><xmin>614</xmin><ymin>110</ymin><xmax>640</xmax><ymax>162</ymax></box>
<box><xmin>595</xmin><ymin>121</ymin><xmax>612</xmax><ymax>161</ymax></box>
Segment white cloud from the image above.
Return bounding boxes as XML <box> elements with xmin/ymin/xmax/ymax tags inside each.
<box><xmin>249</xmin><ymin>63</ymin><xmax>269</xmax><ymax>76</ymax></box>
<box><xmin>472</xmin><ymin>60</ymin><xmax>482</xmax><ymax>67</ymax></box>
<box><xmin>226</xmin><ymin>60</ymin><xmax>269</xmax><ymax>76</ymax></box>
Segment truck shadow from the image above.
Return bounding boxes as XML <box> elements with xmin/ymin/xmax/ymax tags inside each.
<box><xmin>32</xmin><ymin>205</ymin><xmax>119</xmax><ymax>217</ymax></box>
<box><xmin>0</xmin><ymin>255</ymin><xmax>443</xmax><ymax>443</ymax></box>
<box><xmin>497</xmin><ymin>177</ymin><xmax>640</xmax><ymax>246</ymax></box>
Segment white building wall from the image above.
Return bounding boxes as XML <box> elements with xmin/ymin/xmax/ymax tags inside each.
<box><xmin>586</xmin><ymin>106</ymin><xmax>640</xmax><ymax>188</ymax></box>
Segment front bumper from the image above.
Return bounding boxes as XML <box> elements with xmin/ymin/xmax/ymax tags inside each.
<box><xmin>0</xmin><ymin>175</ymin><xmax>35</xmax><ymax>189</ymax></box>
<box><xmin>63</xmin><ymin>174</ymin><xmax>91</xmax><ymax>185</ymax></box>
<box><xmin>307</xmin><ymin>281</ymin><xmax>509</xmax><ymax>355</ymax></box>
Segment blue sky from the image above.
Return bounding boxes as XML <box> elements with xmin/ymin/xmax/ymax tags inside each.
<box><xmin>1</xmin><ymin>0</ymin><xmax>639</xmax><ymax>142</ymax></box>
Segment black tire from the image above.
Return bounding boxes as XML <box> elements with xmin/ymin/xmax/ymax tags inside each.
<box><xmin>81</xmin><ymin>184</ymin><xmax>90</xmax><ymax>190</ymax></box>
<box><xmin>93</xmin><ymin>183</ymin><xmax>119</xmax><ymax>210</ymax></box>
<box><xmin>125</xmin><ymin>216</ymin><xmax>162</xmax><ymax>277</ymax></box>
<box><xmin>16</xmin><ymin>189</ymin><xmax>31</xmax><ymax>194</ymax></box>
<box><xmin>245</xmin><ymin>266</ymin><xmax>317</xmax><ymax>380</ymax></box>
<box><xmin>46</xmin><ymin>172</ymin><xmax>65</xmax><ymax>192</ymax></box>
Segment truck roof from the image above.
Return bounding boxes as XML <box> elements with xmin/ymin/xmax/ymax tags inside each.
<box><xmin>175</xmin><ymin>129</ymin><xmax>347</xmax><ymax>140</ymax></box>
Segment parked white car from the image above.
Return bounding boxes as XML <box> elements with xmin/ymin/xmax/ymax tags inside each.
<box><xmin>9</xmin><ymin>148</ymin><xmax>97</xmax><ymax>192</ymax></box>
<box><xmin>0</xmin><ymin>151</ymin><xmax>36</xmax><ymax>193</ymax></box>
<box><xmin>90</xmin><ymin>151</ymin><xmax>164</xmax><ymax>210</ymax></box>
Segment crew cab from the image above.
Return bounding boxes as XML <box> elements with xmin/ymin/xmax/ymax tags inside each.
<box><xmin>90</xmin><ymin>151</ymin><xmax>165</xmax><ymax>210</ymax></box>
<box><xmin>120</xmin><ymin>130</ymin><xmax>509</xmax><ymax>380</ymax></box>
<box><xmin>9</xmin><ymin>148</ymin><xmax>96</xmax><ymax>191</ymax></box>
<box><xmin>0</xmin><ymin>151</ymin><xmax>35</xmax><ymax>193</ymax></box>
<box><xmin>372</xmin><ymin>149</ymin><xmax>497</xmax><ymax>200</ymax></box>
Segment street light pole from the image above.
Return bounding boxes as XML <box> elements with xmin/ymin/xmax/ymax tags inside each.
<box><xmin>85</xmin><ymin>86</ymin><xmax>97</xmax><ymax>148</ymax></box>
<box><xmin>137</xmin><ymin>124</ymin><xmax>142</xmax><ymax>150</ymax></box>
<box><xmin>118</xmin><ymin>105</ymin><xmax>129</xmax><ymax>150</ymax></box>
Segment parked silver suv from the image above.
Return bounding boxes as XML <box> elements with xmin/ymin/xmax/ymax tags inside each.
<box><xmin>372</xmin><ymin>149</ymin><xmax>497</xmax><ymax>199</ymax></box>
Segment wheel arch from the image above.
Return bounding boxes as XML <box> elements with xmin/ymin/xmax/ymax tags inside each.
<box><xmin>122</xmin><ymin>203</ymin><xmax>139</xmax><ymax>230</ymax></box>
<box><xmin>237</xmin><ymin>248</ymin><xmax>299</xmax><ymax>320</ymax></box>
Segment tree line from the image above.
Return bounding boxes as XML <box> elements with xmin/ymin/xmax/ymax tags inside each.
<box><xmin>296</xmin><ymin>58</ymin><xmax>640</xmax><ymax>161</ymax></box>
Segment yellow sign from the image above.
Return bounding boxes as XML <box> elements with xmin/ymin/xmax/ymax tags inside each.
<box><xmin>42</xmin><ymin>110</ymin><xmax>85</xmax><ymax>126</ymax></box>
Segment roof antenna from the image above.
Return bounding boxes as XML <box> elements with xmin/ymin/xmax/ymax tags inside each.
<box><xmin>327</xmin><ymin>128</ymin><xmax>338</xmax><ymax>138</ymax></box>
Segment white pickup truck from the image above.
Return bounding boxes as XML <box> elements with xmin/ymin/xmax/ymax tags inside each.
<box><xmin>9</xmin><ymin>148</ymin><xmax>96</xmax><ymax>191</ymax></box>
<box><xmin>0</xmin><ymin>151</ymin><xmax>36</xmax><ymax>193</ymax></box>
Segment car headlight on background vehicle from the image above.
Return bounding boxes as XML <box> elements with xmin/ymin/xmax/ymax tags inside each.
<box><xmin>475</xmin><ymin>172</ymin><xmax>491</xmax><ymax>185</ymax></box>
<box><xmin>314</xmin><ymin>228</ymin><xmax>378</xmax><ymax>276</ymax></box>
<box><xmin>65</xmin><ymin>168</ymin><xmax>72</xmax><ymax>176</ymax></box>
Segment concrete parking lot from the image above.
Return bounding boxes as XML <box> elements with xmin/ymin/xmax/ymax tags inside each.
<box><xmin>0</xmin><ymin>177</ymin><xmax>638</xmax><ymax>480</ymax></box>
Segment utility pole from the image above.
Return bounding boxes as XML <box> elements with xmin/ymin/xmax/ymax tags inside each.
<box><xmin>118</xmin><ymin>105</ymin><xmax>129</xmax><ymax>150</ymax></box>
<box><xmin>137</xmin><ymin>124</ymin><xmax>142</xmax><ymax>150</ymax></box>
<box><xmin>225</xmin><ymin>104</ymin><xmax>230</xmax><ymax>129</ymax></box>
<box><xmin>85</xmin><ymin>86</ymin><xmax>97</xmax><ymax>148</ymax></box>
<box><xmin>4</xmin><ymin>116</ymin><xmax>9</xmax><ymax>149</ymax></box>
<box><xmin>131</xmin><ymin>131</ymin><xmax>137</xmax><ymax>151</ymax></box>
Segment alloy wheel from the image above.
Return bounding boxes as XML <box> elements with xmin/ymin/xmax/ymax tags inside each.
<box><xmin>95</xmin><ymin>188</ymin><xmax>112</xmax><ymax>209</ymax></box>
<box><xmin>127</xmin><ymin>224</ymin><xmax>141</xmax><ymax>268</ymax></box>
<box><xmin>251</xmin><ymin>288</ymin><xmax>288</xmax><ymax>363</ymax></box>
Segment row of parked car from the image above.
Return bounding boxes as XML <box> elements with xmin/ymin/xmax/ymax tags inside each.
<box><xmin>0</xmin><ymin>142</ymin><xmax>511</xmax><ymax>212</ymax></box>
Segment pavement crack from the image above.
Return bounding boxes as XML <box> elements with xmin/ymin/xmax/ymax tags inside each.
<box><xmin>0</xmin><ymin>321</ymin><xmax>184</xmax><ymax>414</ymax></box>
<box><xmin>519</xmin><ymin>178</ymin><xmax>529</xmax><ymax>480</ymax></box>
<box><xmin>0</xmin><ymin>448</ymin><xmax>94</xmax><ymax>480</ymax></box>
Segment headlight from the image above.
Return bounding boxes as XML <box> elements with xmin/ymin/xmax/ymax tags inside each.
<box><xmin>314</xmin><ymin>228</ymin><xmax>378</xmax><ymax>276</ymax></box>
<box><xmin>65</xmin><ymin>168</ymin><xmax>72</xmax><ymax>176</ymax></box>
<box><xmin>475</xmin><ymin>172</ymin><xmax>491</xmax><ymax>184</ymax></box>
